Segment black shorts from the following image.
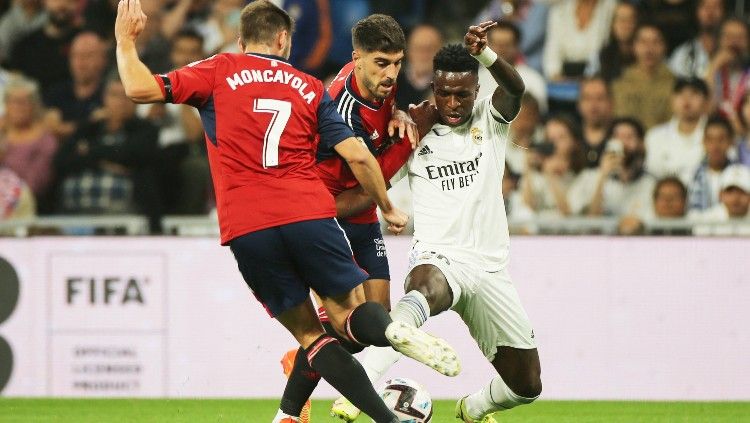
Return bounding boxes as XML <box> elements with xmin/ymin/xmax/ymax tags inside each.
<box><xmin>229</xmin><ymin>218</ymin><xmax>368</xmax><ymax>317</ymax></box>
<box><xmin>338</xmin><ymin>220</ymin><xmax>390</xmax><ymax>281</ymax></box>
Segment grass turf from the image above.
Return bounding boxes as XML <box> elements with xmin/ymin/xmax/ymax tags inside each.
<box><xmin>0</xmin><ymin>399</ymin><xmax>748</xmax><ymax>422</ymax></box>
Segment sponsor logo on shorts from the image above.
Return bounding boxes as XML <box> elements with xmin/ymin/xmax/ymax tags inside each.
<box><xmin>374</xmin><ymin>238</ymin><xmax>387</xmax><ymax>257</ymax></box>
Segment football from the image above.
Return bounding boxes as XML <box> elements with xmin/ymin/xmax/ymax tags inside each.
<box><xmin>373</xmin><ymin>377</ymin><xmax>433</xmax><ymax>423</ymax></box>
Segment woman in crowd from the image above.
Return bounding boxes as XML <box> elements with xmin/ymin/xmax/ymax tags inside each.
<box><xmin>585</xmin><ymin>1</ymin><xmax>638</xmax><ymax>83</ymax></box>
<box><xmin>0</xmin><ymin>77</ymin><xmax>57</xmax><ymax>199</ymax></box>
<box><xmin>521</xmin><ymin>115</ymin><xmax>585</xmax><ymax>217</ymax></box>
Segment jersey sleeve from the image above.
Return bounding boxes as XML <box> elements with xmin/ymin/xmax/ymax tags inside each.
<box><xmin>317</xmin><ymin>91</ymin><xmax>356</xmax><ymax>149</ymax></box>
<box><xmin>154</xmin><ymin>55</ymin><xmax>220</xmax><ymax>108</ymax></box>
<box><xmin>378</xmin><ymin>135</ymin><xmax>413</xmax><ymax>181</ymax></box>
<box><xmin>476</xmin><ymin>96</ymin><xmax>511</xmax><ymax>137</ymax></box>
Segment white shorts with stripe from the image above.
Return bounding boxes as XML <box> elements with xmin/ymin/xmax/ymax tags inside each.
<box><xmin>408</xmin><ymin>247</ymin><xmax>536</xmax><ymax>362</ymax></box>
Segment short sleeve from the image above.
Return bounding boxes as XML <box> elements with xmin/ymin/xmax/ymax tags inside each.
<box><xmin>155</xmin><ymin>55</ymin><xmax>221</xmax><ymax>107</ymax></box>
<box><xmin>317</xmin><ymin>91</ymin><xmax>356</xmax><ymax>149</ymax></box>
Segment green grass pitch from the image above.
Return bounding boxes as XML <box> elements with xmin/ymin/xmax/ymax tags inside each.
<box><xmin>1</xmin><ymin>399</ymin><xmax>748</xmax><ymax>422</ymax></box>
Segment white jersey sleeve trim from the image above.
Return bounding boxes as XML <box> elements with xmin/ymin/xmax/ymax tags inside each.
<box><xmin>489</xmin><ymin>101</ymin><xmax>512</xmax><ymax>125</ymax></box>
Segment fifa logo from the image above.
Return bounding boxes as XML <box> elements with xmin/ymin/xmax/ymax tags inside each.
<box><xmin>471</xmin><ymin>127</ymin><xmax>483</xmax><ymax>145</ymax></box>
<box><xmin>66</xmin><ymin>276</ymin><xmax>147</xmax><ymax>305</ymax></box>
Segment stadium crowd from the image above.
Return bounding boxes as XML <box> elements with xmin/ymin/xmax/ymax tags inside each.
<box><xmin>0</xmin><ymin>0</ymin><xmax>749</xmax><ymax>235</ymax></box>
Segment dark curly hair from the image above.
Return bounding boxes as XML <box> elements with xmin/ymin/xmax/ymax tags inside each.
<box><xmin>433</xmin><ymin>43</ymin><xmax>478</xmax><ymax>74</ymax></box>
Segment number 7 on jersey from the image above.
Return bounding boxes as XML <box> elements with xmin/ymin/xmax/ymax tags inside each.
<box><xmin>253</xmin><ymin>98</ymin><xmax>291</xmax><ymax>168</ymax></box>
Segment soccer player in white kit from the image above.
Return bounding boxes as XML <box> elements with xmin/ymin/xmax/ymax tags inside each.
<box><xmin>331</xmin><ymin>22</ymin><xmax>542</xmax><ymax>423</ymax></box>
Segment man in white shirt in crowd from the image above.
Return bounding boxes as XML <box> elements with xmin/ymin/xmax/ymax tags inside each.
<box><xmin>668</xmin><ymin>0</ymin><xmax>725</xmax><ymax>78</ymax></box>
<box><xmin>686</xmin><ymin>116</ymin><xmax>736</xmax><ymax>211</ymax></box>
<box><xmin>645</xmin><ymin>77</ymin><xmax>710</xmax><ymax>179</ymax></box>
<box><xmin>568</xmin><ymin>117</ymin><xmax>656</xmax><ymax>220</ymax></box>
<box><xmin>691</xmin><ymin>164</ymin><xmax>750</xmax><ymax>234</ymax></box>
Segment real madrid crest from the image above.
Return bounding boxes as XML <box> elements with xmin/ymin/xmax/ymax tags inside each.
<box><xmin>470</xmin><ymin>127</ymin><xmax>484</xmax><ymax>144</ymax></box>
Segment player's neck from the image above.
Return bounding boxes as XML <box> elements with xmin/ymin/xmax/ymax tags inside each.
<box><xmin>243</xmin><ymin>44</ymin><xmax>286</xmax><ymax>60</ymax></box>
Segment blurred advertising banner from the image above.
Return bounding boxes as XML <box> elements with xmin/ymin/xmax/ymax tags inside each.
<box><xmin>0</xmin><ymin>237</ymin><xmax>748</xmax><ymax>400</ymax></box>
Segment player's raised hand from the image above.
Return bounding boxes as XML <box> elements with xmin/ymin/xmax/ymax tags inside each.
<box><xmin>408</xmin><ymin>100</ymin><xmax>439</xmax><ymax>145</ymax></box>
<box><xmin>115</xmin><ymin>0</ymin><xmax>148</xmax><ymax>45</ymax></box>
<box><xmin>382</xmin><ymin>207</ymin><xmax>408</xmax><ymax>235</ymax></box>
<box><xmin>464</xmin><ymin>21</ymin><xmax>497</xmax><ymax>55</ymax></box>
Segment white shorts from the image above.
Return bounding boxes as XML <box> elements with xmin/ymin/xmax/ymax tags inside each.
<box><xmin>408</xmin><ymin>248</ymin><xmax>536</xmax><ymax>361</ymax></box>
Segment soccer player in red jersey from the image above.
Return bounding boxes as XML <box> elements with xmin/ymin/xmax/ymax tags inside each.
<box><xmin>276</xmin><ymin>15</ymin><xmax>448</xmax><ymax>423</ymax></box>
<box><xmin>114</xmin><ymin>1</ymin><xmax>458</xmax><ymax>422</ymax></box>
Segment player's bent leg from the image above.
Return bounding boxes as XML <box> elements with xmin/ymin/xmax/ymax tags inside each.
<box><xmin>491</xmin><ymin>346</ymin><xmax>542</xmax><ymax>399</ymax></box>
<box><xmin>404</xmin><ymin>264</ymin><xmax>454</xmax><ymax>317</ymax></box>
<box><xmin>276</xmin><ymin>297</ymin><xmax>399</xmax><ymax>423</ymax></box>
<box><xmin>363</xmin><ymin>278</ymin><xmax>391</xmax><ymax>310</ymax></box>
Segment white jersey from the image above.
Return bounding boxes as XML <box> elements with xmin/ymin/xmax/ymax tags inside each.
<box><xmin>407</xmin><ymin>97</ymin><xmax>511</xmax><ymax>272</ymax></box>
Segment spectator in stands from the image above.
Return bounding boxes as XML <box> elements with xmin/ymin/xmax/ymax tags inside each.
<box><xmin>692</xmin><ymin>164</ymin><xmax>750</xmax><ymax>220</ymax></box>
<box><xmin>584</xmin><ymin>1</ymin><xmax>638</xmax><ymax>83</ymax></box>
<box><xmin>284</xmin><ymin>0</ymin><xmax>333</xmax><ymax>78</ymax></box>
<box><xmin>53</xmin><ymin>77</ymin><xmax>159</xmax><ymax>226</ymax></box>
<box><xmin>82</xmin><ymin>0</ymin><xmax>118</xmax><ymax>41</ymax></box>
<box><xmin>507</xmin><ymin>93</ymin><xmax>542</xmax><ymax>174</ymax></box>
<box><xmin>0</xmin><ymin>0</ymin><xmax>46</xmax><ymax>63</ymax></box>
<box><xmin>686</xmin><ymin>115</ymin><xmax>736</xmax><ymax>211</ymax></box>
<box><xmin>521</xmin><ymin>115</ymin><xmax>584</xmax><ymax>217</ymax></box>
<box><xmin>645</xmin><ymin>78</ymin><xmax>710</xmax><ymax>179</ymax></box>
<box><xmin>653</xmin><ymin>176</ymin><xmax>688</xmax><ymax>218</ymax></box>
<box><xmin>44</xmin><ymin>31</ymin><xmax>108</xmax><ymax>140</ymax></box>
<box><xmin>578</xmin><ymin>76</ymin><xmax>614</xmax><ymax>168</ymax></box>
<box><xmin>568</xmin><ymin>117</ymin><xmax>656</xmax><ymax>220</ymax></box>
<box><xmin>735</xmin><ymin>92</ymin><xmax>750</xmax><ymax>166</ymax></box>
<box><xmin>474</xmin><ymin>0</ymin><xmax>549</xmax><ymax>73</ymax></box>
<box><xmin>639</xmin><ymin>0</ymin><xmax>699</xmax><ymax>54</ymax></box>
<box><xmin>612</xmin><ymin>24</ymin><xmax>675</xmax><ymax>129</ymax></box>
<box><xmin>0</xmin><ymin>165</ymin><xmax>35</xmax><ymax>220</ymax></box>
<box><xmin>7</xmin><ymin>0</ymin><xmax>80</xmax><ymax>90</ymax></box>
<box><xmin>478</xmin><ymin>21</ymin><xmax>547</xmax><ymax>113</ymax></box>
<box><xmin>137</xmin><ymin>29</ymin><xmax>208</xmax><ymax>215</ymax></box>
<box><xmin>543</xmin><ymin>0</ymin><xmax>616</xmax><ymax>80</ymax></box>
<box><xmin>504</xmin><ymin>161</ymin><xmax>535</xmax><ymax>234</ymax></box>
<box><xmin>395</xmin><ymin>24</ymin><xmax>442</xmax><ymax>110</ymax></box>
<box><xmin>0</xmin><ymin>77</ymin><xmax>57</xmax><ymax>198</ymax></box>
<box><xmin>669</xmin><ymin>0</ymin><xmax>724</xmax><ymax>79</ymax></box>
<box><xmin>706</xmin><ymin>18</ymin><xmax>750</xmax><ymax>118</ymax></box>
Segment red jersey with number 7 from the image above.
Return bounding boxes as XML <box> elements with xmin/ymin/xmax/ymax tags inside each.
<box><xmin>154</xmin><ymin>53</ymin><xmax>356</xmax><ymax>244</ymax></box>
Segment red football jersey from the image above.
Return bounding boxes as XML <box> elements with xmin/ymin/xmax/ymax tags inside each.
<box><xmin>316</xmin><ymin>61</ymin><xmax>413</xmax><ymax>224</ymax></box>
<box><xmin>155</xmin><ymin>53</ymin><xmax>355</xmax><ymax>244</ymax></box>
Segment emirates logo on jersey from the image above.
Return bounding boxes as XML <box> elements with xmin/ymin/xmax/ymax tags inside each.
<box><xmin>471</xmin><ymin>127</ymin><xmax>484</xmax><ymax>145</ymax></box>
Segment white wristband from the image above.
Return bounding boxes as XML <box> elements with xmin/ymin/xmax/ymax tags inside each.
<box><xmin>472</xmin><ymin>47</ymin><xmax>498</xmax><ymax>68</ymax></box>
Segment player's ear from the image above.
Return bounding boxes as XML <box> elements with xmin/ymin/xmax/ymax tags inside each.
<box><xmin>352</xmin><ymin>49</ymin><xmax>361</xmax><ymax>64</ymax></box>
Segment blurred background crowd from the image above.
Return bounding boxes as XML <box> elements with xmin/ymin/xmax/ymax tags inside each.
<box><xmin>0</xmin><ymin>0</ymin><xmax>749</xmax><ymax>236</ymax></box>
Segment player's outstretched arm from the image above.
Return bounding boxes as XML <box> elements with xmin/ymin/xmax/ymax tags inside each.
<box><xmin>115</xmin><ymin>0</ymin><xmax>165</xmax><ymax>103</ymax></box>
<box><xmin>465</xmin><ymin>21</ymin><xmax>524</xmax><ymax>121</ymax></box>
<box><xmin>334</xmin><ymin>138</ymin><xmax>408</xmax><ymax>234</ymax></box>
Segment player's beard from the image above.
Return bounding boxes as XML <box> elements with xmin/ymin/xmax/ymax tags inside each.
<box><xmin>364</xmin><ymin>77</ymin><xmax>388</xmax><ymax>101</ymax></box>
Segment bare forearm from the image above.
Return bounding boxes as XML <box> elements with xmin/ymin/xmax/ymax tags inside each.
<box><xmin>588</xmin><ymin>177</ymin><xmax>607</xmax><ymax>216</ymax></box>
<box><xmin>487</xmin><ymin>57</ymin><xmax>525</xmax><ymax>97</ymax></box>
<box><xmin>347</xmin><ymin>154</ymin><xmax>393</xmax><ymax>213</ymax></box>
<box><xmin>116</xmin><ymin>40</ymin><xmax>164</xmax><ymax>103</ymax></box>
<box><xmin>335</xmin><ymin>187</ymin><xmax>373</xmax><ymax>218</ymax></box>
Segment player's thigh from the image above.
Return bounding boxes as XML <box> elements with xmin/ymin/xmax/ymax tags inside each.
<box><xmin>229</xmin><ymin>227</ymin><xmax>309</xmax><ymax>318</ymax></box>
<box><xmin>276</xmin><ymin>297</ymin><xmax>327</xmax><ymax>349</ymax></box>
<box><xmin>460</xmin><ymin>268</ymin><xmax>536</xmax><ymax>362</ymax></box>
<box><xmin>280</xmin><ymin>218</ymin><xmax>368</xmax><ymax>301</ymax></box>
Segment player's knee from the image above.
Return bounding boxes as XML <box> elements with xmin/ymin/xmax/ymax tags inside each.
<box><xmin>511</xmin><ymin>371</ymin><xmax>542</xmax><ymax>399</ymax></box>
<box><xmin>404</xmin><ymin>279</ymin><xmax>450</xmax><ymax>314</ymax></box>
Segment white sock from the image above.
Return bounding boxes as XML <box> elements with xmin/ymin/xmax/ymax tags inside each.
<box><xmin>464</xmin><ymin>375</ymin><xmax>538</xmax><ymax>418</ymax></box>
<box><xmin>272</xmin><ymin>409</ymin><xmax>299</xmax><ymax>422</ymax></box>
<box><xmin>390</xmin><ymin>290</ymin><xmax>430</xmax><ymax>328</ymax></box>
<box><xmin>359</xmin><ymin>291</ymin><xmax>431</xmax><ymax>384</ymax></box>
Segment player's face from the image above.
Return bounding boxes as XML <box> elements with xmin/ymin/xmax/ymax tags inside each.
<box><xmin>353</xmin><ymin>49</ymin><xmax>404</xmax><ymax>101</ymax></box>
<box><xmin>432</xmin><ymin>71</ymin><xmax>478</xmax><ymax>127</ymax></box>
